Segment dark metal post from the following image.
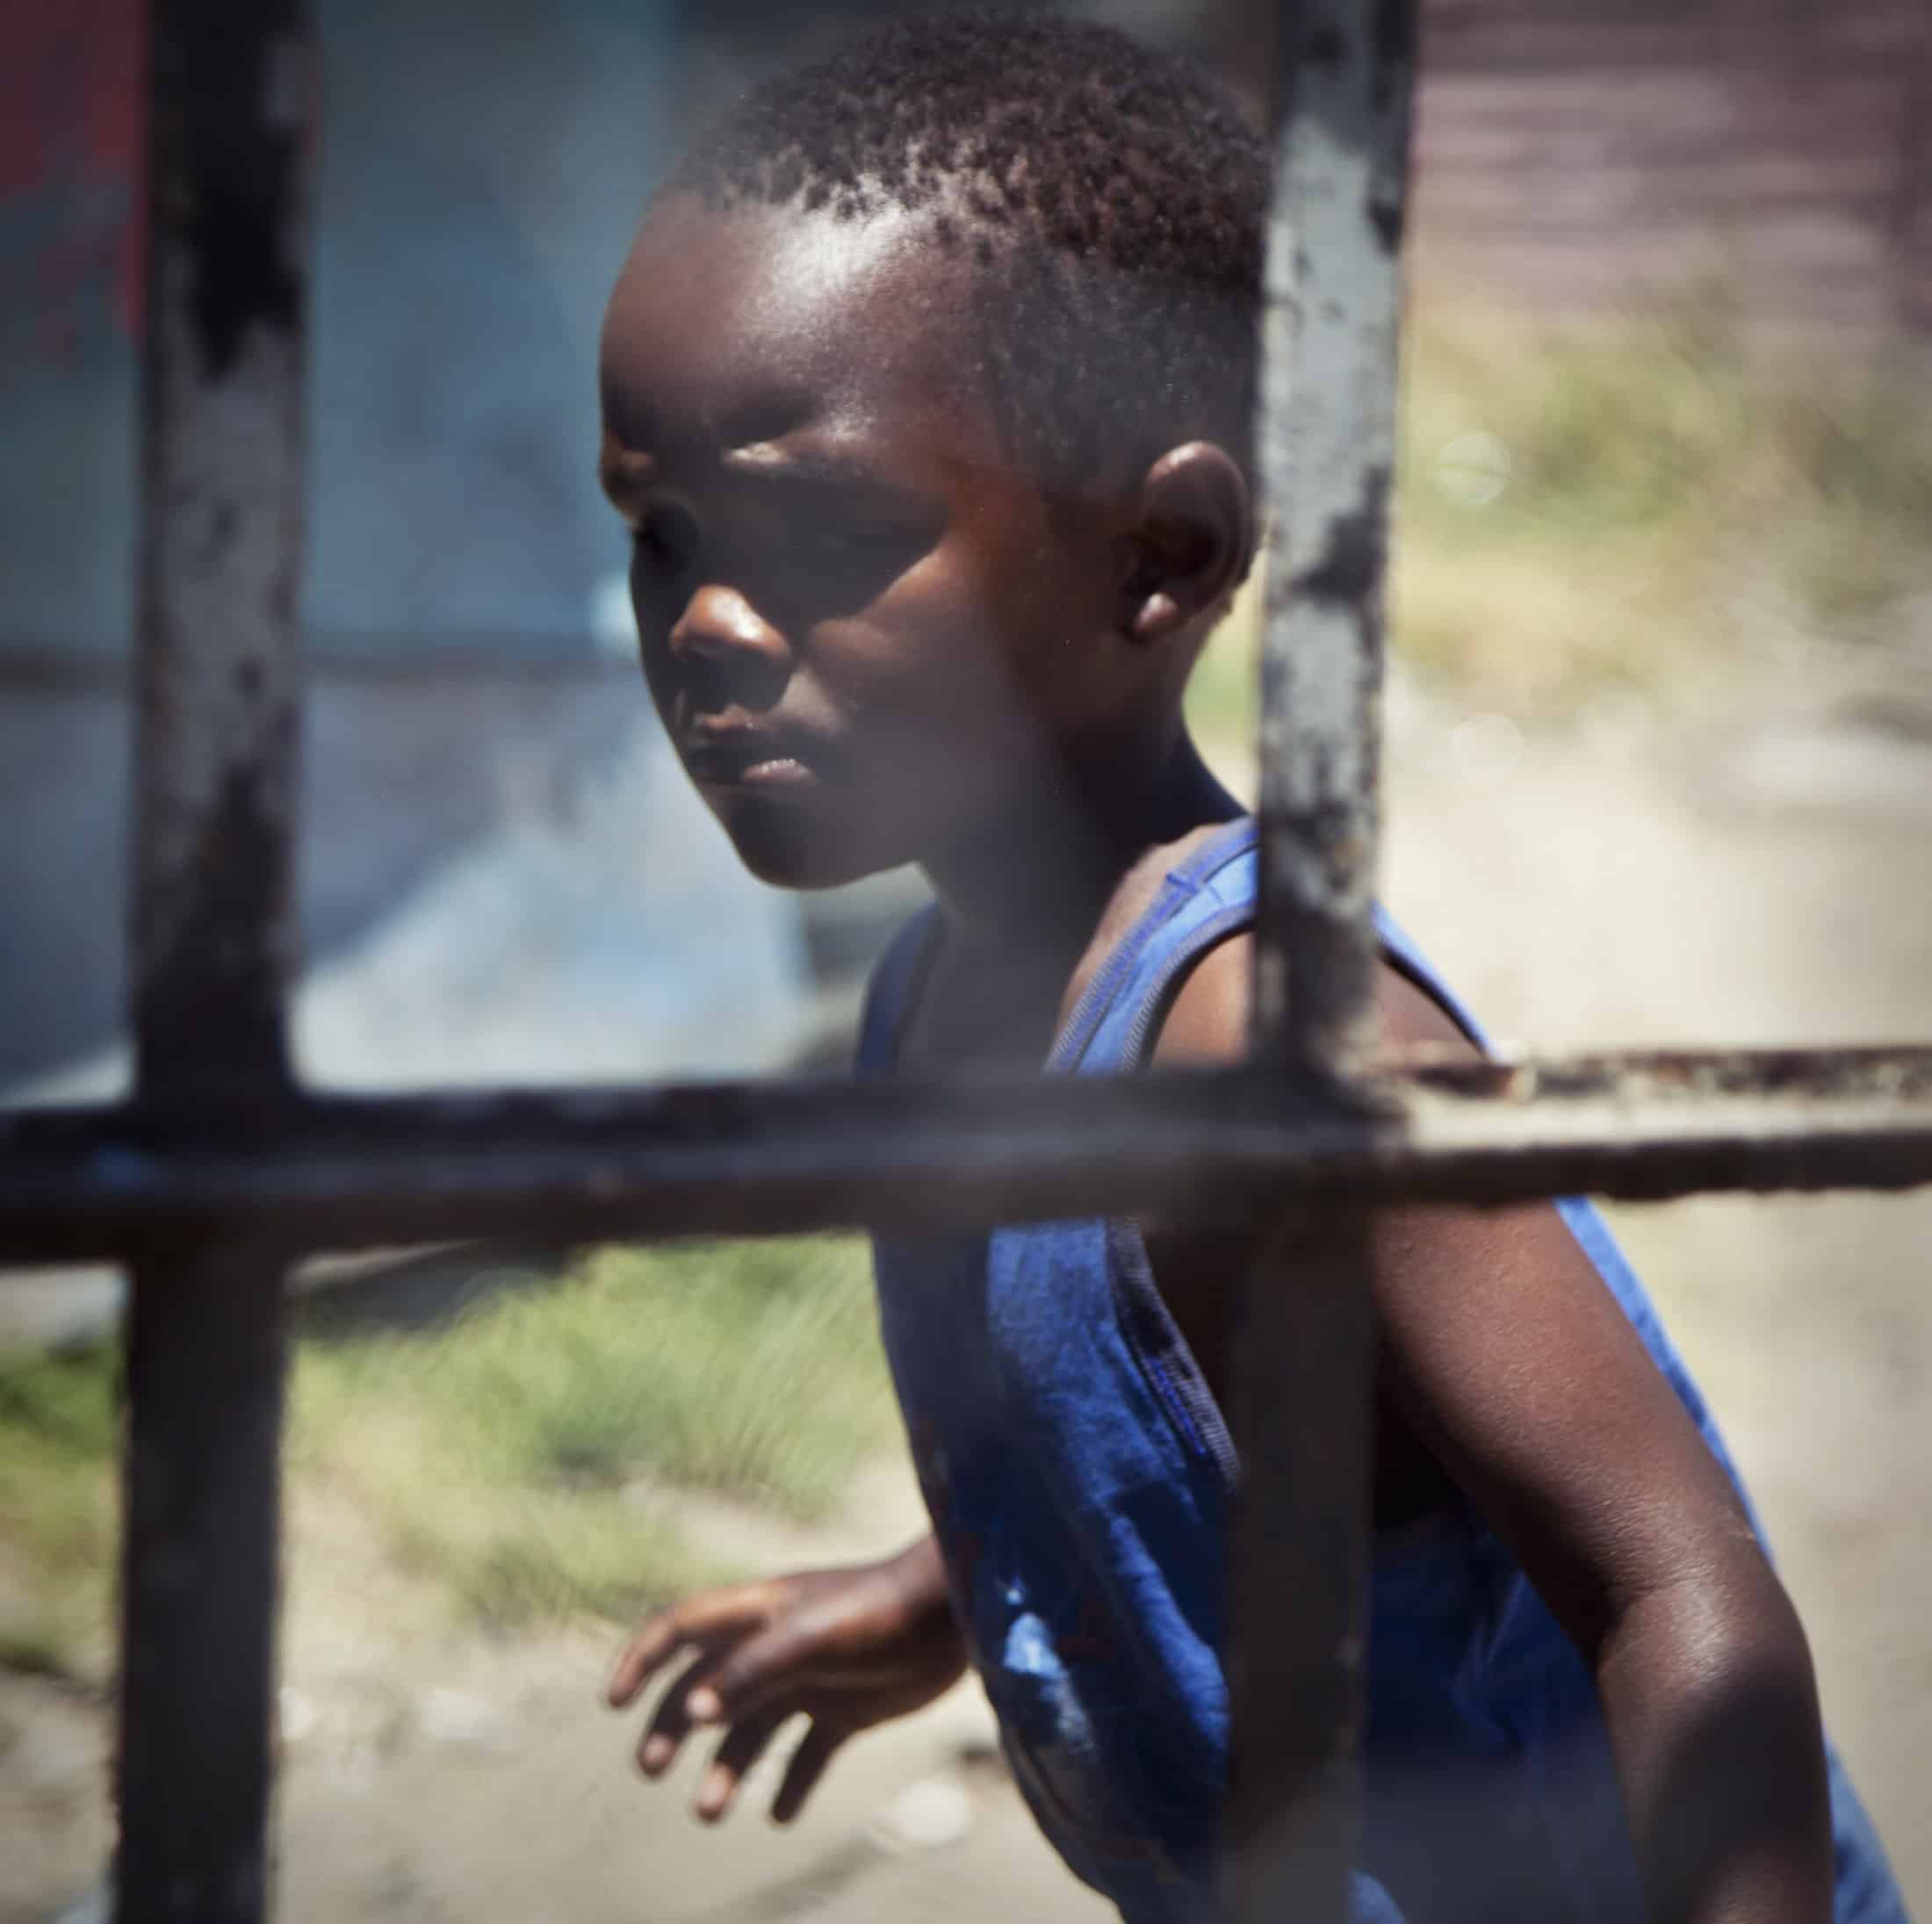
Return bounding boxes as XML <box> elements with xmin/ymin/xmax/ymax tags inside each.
<box><xmin>119</xmin><ymin>3</ymin><xmax>313</xmax><ymax>1916</ymax></box>
<box><xmin>1230</xmin><ymin>1</ymin><xmax>1417</xmax><ymax>1918</ymax></box>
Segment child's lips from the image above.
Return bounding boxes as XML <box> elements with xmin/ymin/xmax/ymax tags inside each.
<box><xmin>682</xmin><ymin>731</ymin><xmax>821</xmax><ymax>789</ymax></box>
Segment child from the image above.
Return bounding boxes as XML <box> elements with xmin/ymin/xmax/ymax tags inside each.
<box><xmin>595</xmin><ymin>14</ymin><xmax>1907</xmax><ymax>1920</ymax></box>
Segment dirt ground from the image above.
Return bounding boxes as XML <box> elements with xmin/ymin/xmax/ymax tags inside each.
<box><xmin>4</xmin><ymin>661</ymin><xmax>1929</xmax><ymax>1921</ymax></box>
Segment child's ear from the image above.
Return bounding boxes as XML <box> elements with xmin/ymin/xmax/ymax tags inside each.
<box><xmin>1119</xmin><ymin>442</ymin><xmax>1253</xmax><ymax>645</ymax></box>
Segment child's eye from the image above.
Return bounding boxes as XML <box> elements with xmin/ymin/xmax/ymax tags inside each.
<box><xmin>632</xmin><ymin>501</ymin><xmax>699</xmax><ymax>580</ymax></box>
<box><xmin>790</xmin><ymin>513</ymin><xmax>927</xmax><ymax>574</ymax></box>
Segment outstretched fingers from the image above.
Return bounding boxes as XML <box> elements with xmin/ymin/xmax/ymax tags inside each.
<box><xmin>607</xmin><ymin>1585</ymin><xmax>772</xmax><ymax>1710</ymax></box>
<box><xmin>638</xmin><ymin>1651</ymin><xmax>726</xmax><ymax>1777</ymax></box>
<box><xmin>692</xmin><ymin>1707</ymin><xmax>796</xmax><ymax>1823</ymax></box>
<box><xmin>634</xmin><ymin>1615</ymin><xmax>833</xmax><ymax>1787</ymax></box>
<box><xmin>770</xmin><ymin>1719</ymin><xmax>847</xmax><ymax>1826</ymax></box>
<box><xmin>681</xmin><ymin>1616</ymin><xmax>825</xmax><ymax>1728</ymax></box>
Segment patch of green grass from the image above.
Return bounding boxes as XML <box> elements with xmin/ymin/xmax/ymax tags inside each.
<box><xmin>0</xmin><ymin>1341</ymin><xmax>118</xmax><ymax>1680</ymax></box>
<box><xmin>290</xmin><ymin>1235</ymin><xmax>892</xmax><ymax>1630</ymax></box>
<box><xmin>1401</xmin><ymin>304</ymin><xmax>1932</xmax><ymax>705</ymax></box>
<box><xmin>1188</xmin><ymin>300</ymin><xmax>1932</xmax><ymax>740</ymax></box>
<box><xmin>0</xmin><ymin>1236</ymin><xmax>894</xmax><ymax>1661</ymax></box>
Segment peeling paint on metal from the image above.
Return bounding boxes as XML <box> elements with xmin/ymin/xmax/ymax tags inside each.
<box><xmin>1237</xmin><ymin>1</ymin><xmax>1417</xmax><ymax>1912</ymax></box>
<box><xmin>7</xmin><ymin>1046</ymin><xmax>1931</xmax><ymax>1263</ymax></box>
<box><xmin>118</xmin><ymin>3</ymin><xmax>313</xmax><ymax>1918</ymax></box>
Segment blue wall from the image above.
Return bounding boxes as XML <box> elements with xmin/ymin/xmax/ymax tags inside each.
<box><xmin>1</xmin><ymin>0</ymin><xmax>683</xmax><ymax>661</ymax></box>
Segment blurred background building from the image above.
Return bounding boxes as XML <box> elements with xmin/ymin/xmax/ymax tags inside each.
<box><xmin>1418</xmin><ymin>0</ymin><xmax>1932</xmax><ymax>335</ymax></box>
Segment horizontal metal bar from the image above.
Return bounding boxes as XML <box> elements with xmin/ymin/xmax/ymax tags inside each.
<box><xmin>2</xmin><ymin>1046</ymin><xmax>1928</xmax><ymax>1265</ymax></box>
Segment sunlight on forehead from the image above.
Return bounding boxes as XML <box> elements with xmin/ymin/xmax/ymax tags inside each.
<box><xmin>747</xmin><ymin>201</ymin><xmax>938</xmax><ymax>331</ymax></box>
<box><xmin>602</xmin><ymin>196</ymin><xmax>984</xmax><ymax>462</ymax></box>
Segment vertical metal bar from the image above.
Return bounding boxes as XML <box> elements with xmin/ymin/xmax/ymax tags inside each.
<box><xmin>130</xmin><ymin>1</ymin><xmax>308</xmax><ymax>1100</ymax></box>
<box><xmin>119</xmin><ymin>1243</ymin><xmax>293</xmax><ymax>1924</ymax></box>
<box><xmin>1229</xmin><ymin>2</ymin><xmax>1416</xmax><ymax>1920</ymax></box>
<box><xmin>1251</xmin><ymin>0</ymin><xmax>1413</xmax><ymax>1074</ymax></box>
<box><xmin>118</xmin><ymin>3</ymin><xmax>313</xmax><ymax>1918</ymax></box>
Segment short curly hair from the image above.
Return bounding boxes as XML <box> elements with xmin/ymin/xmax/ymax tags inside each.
<box><xmin>666</xmin><ymin>9</ymin><xmax>1268</xmax><ymax>491</ymax></box>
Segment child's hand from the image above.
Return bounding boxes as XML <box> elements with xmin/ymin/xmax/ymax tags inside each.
<box><xmin>605</xmin><ymin>1535</ymin><xmax>968</xmax><ymax>1824</ymax></box>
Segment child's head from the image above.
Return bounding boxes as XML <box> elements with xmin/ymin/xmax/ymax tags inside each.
<box><xmin>600</xmin><ymin>11</ymin><xmax>1266</xmax><ymax>888</ymax></box>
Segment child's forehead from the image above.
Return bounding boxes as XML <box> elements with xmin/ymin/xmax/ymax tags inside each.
<box><xmin>601</xmin><ymin>195</ymin><xmax>989</xmax><ymax>458</ymax></box>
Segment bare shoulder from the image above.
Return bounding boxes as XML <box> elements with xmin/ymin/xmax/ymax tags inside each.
<box><xmin>1150</xmin><ymin>923</ymin><xmax>1770</xmax><ymax>1640</ymax></box>
<box><xmin>1150</xmin><ymin>928</ymin><xmax>1481</xmax><ymax>1065</ymax></box>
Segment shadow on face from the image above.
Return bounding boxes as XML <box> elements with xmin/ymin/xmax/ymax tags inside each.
<box><xmin>598</xmin><ymin>193</ymin><xmax>1251</xmax><ymax>891</ymax></box>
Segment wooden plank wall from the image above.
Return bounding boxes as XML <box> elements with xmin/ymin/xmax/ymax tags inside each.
<box><xmin>1411</xmin><ymin>0</ymin><xmax>1932</xmax><ymax>334</ymax></box>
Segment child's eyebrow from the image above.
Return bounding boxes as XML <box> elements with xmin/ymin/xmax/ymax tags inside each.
<box><xmin>720</xmin><ymin>443</ymin><xmax>895</xmax><ymax>490</ymax></box>
<box><xmin>596</xmin><ymin>437</ymin><xmax>923</xmax><ymax>512</ymax></box>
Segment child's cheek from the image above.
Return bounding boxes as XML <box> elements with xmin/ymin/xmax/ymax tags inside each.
<box><xmin>859</xmin><ymin>604</ymin><xmax>1059</xmax><ymax>809</ymax></box>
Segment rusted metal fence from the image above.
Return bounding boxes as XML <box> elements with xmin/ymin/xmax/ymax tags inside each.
<box><xmin>2</xmin><ymin>0</ymin><xmax>1930</xmax><ymax>1919</ymax></box>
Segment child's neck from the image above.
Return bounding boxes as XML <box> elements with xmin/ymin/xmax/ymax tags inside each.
<box><xmin>917</xmin><ymin>731</ymin><xmax>1242</xmax><ymax>1033</ymax></box>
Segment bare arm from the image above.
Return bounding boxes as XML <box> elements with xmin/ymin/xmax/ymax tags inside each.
<box><xmin>1155</xmin><ymin>939</ymin><xmax>1834</xmax><ymax>1924</ymax></box>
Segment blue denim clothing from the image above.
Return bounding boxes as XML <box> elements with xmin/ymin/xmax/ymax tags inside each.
<box><xmin>858</xmin><ymin>817</ymin><xmax>1907</xmax><ymax>1923</ymax></box>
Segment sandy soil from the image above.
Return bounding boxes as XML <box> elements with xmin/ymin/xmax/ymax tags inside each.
<box><xmin>4</xmin><ymin>667</ymin><xmax>1929</xmax><ymax>1920</ymax></box>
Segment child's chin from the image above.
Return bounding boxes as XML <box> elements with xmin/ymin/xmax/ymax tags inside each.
<box><xmin>723</xmin><ymin>813</ymin><xmax>893</xmax><ymax>893</ymax></box>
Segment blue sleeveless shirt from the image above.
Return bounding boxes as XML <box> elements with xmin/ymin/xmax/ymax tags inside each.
<box><xmin>857</xmin><ymin>818</ymin><xmax>1906</xmax><ymax>1924</ymax></box>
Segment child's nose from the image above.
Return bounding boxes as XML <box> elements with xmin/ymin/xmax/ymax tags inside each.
<box><xmin>667</xmin><ymin>583</ymin><xmax>791</xmax><ymax>706</ymax></box>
